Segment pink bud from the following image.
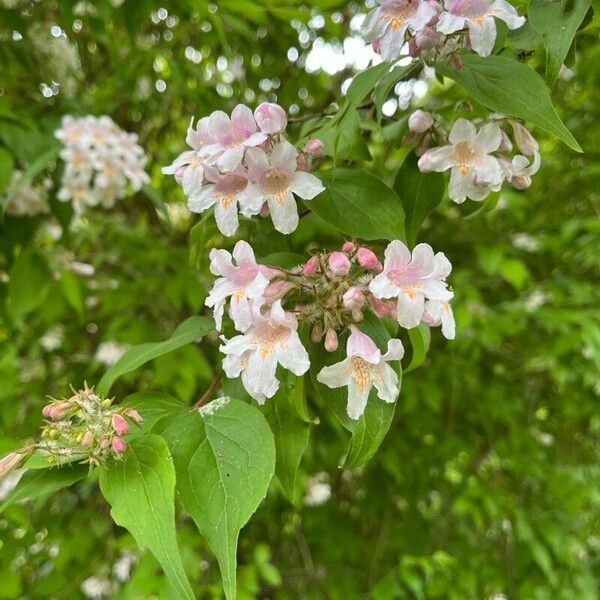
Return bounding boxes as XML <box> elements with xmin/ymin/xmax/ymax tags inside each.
<box><xmin>511</xmin><ymin>122</ymin><xmax>538</xmax><ymax>156</ymax></box>
<box><xmin>254</xmin><ymin>102</ymin><xmax>287</xmax><ymax>134</ymax></box>
<box><xmin>343</xmin><ymin>286</ymin><xmax>365</xmax><ymax>310</ymax></box>
<box><xmin>342</xmin><ymin>241</ymin><xmax>355</xmax><ymax>254</ymax></box>
<box><xmin>125</xmin><ymin>409</ymin><xmax>143</xmax><ymax>424</ymax></box>
<box><xmin>0</xmin><ymin>451</ymin><xmax>26</xmax><ymax>477</ymax></box>
<box><xmin>408</xmin><ymin>110</ymin><xmax>434</xmax><ymax>134</ymax></box>
<box><xmin>111</xmin><ymin>413</ymin><xmax>130</xmax><ymax>436</ymax></box>
<box><xmin>302</xmin><ymin>255</ymin><xmax>319</xmax><ymax>277</ymax></box>
<box><xmin>80</xmin><ymin>431</ymin><xmax>94</xmax><ymax>447</ymax></box>
<box><xmin>296</xmin><ymin>154</ymin><xmax>309</xmax><ymax>171</ymax></box>
<box><xmin>311</xmin><ymin>321</ymin><xmax>323</xmax><ymax>343</ymax></box>
<box><xmin>369</xmin><ymin>295</ymin><xmax>397</xmax><ymax>319</ymax></box>
<box><xmin>324</xmin><ymin>328</ymin><xmax>338</xmax><ymax>352</ymax></box>
<box><xmin>328</xmin><ymin>252</ymin><xmax>351</xmax><ymax>277</ymax></box>
<box><xmin>499</xmin><ymin>130</ymin><xmax>513</xmax><ymax>153</ymax></box>
<box><xmin>356</xmin><ymin>247</ymin><xmax>382</xmax><ymax>271</ymax></box>
<box><xmin>450</xmin><ymin>52</ymin><xmax>463</xmax><ymax>71</ymax></box>
<box><xmin>415</xmin><ymin>26</ymin><xmax>440</xmax><ymax>50</ymax></box>
<box><xmin>263</xmin><ymin>280</ymin><xmax>293</xmax><ymax>302</ymax></box>
<box><xmin>304</xmin><ymin>138</ymin><xmax>325</xmax><ymax>158</ymax></box>
<box><xmin>112</xmin><ymin>437</ymin><xmax>127</xmax><ymax>454</ymax></box>
<box><xmin>408</xmin><ymin>37</ymin><xmax>419</xmax><ymax>58</ymax></box>
<box><xmin>42</xmin><ymin>401</ymin><xmax>70</xmax><ymax>421</ymax></box>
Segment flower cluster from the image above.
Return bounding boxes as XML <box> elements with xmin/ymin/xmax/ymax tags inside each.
<box><xmin>4</xmin><ymin>171</ymin><xmax>51</xmax><ymax>217</ymax></box>
<box><xmin>362</xmin><ymin>0</ymin><xmax>525</xmax><ymax>61</ymax></box>
<box><xmin>162</xmin><ymin>103</ymin><xmax>325</xmax><ymax>236</ymax></box>
<box><xmin>38</xmin><ymin>386</ymin><xmax>142</xmax><ymax>466</ymax></box>
<box><xmin>415</xmin><ymin>115</ymin><xmax>540</xmax><ymax>202</ymax></box>
<box><xmin>206</xmin><ymin>239</ymin><xmax>454</xmax><ymax>419</ymax></box>
<box><xmin>55</xmin><ymin>115</ymin><xmax>149</xmax><ymax>213</ymax></box>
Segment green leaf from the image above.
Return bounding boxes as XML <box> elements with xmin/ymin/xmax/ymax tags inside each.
<box><xmin>0</xmin><ymin>147</ymin><xmax>14</xmax><ymax>194</ymax></box>
<box><xmin>259</xmin><ymin>252</ymin><xmax>305</xmax><ymax>269</ymax></box>
<box><xmin>394</xmin><ymin>151</ymin><xmax>445</xmax><ymax>247</ymax></box>
<box><xmin>528</xmin><ymin>0</ymin><xmax>591</xmax><ymax>86</ymax></box>
<box><xmin>404</xmin><ymin>325</ymin><xmax>431</xmax><ymax>374</ymax></box>
<box><xmin>99</xmin><ymin>435</ymin><xmax>195</xmax><ymax>600</ymax></box>
<box><xmin>310</xmin><ymin>168</ymin><xmax>405</xmax><ymax>241</ymax></box>
<box><xmin>0</xmin><ymin>463</ymin><xmax>88</xmax><ymax>513</ymax></box>
<box><xmin>163</xmin><ymin>398</ymin><xmax>275</xmax><ymax>600</ymax></box>
<box><xmin>59</xmin><ymin>271</ymin><xmax>84</xmax><ymax>317</ymax></box>
<box><xmin>261</xmin><ymin>374</ymin><xmax>311</xmax><ymax>504</ymax></box>
<box><xmin>437</xmin><ymin>53</ymin><xmax>581</xmax><ymax>152</ymax></box>
<box><xmin>122</xmin><ymin>392</ymin><xmax>188</xmax><ymax>434</ymax></box>
<box><xmin>344</xmin><ymin>62</ymin><xmax>391</xmax><ymax>111</ymax></box>
<box><xmin>7</xmin><ymin>249</ymin><xmax>52</xmax><ymax>322</ymax></box>
<box><xmin>310</xmin><ymin>313</ymin><xmax>401</xmax><ymax>468</ymax></box>
<box><xmin>96</xmin><ymin>316</ymin><xmax>214</xmax><ymax>397</ymax></box>
<box><xmin>374</xmin><ymin>63</ymin><xmax>419</xmax><ymax>124</ymax></box>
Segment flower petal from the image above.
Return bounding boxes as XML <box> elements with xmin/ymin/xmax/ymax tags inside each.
<box><xmin>449</xmin><ymin>118</ymin><xmax>477</xmax><ymax>144</ymax></box>
<box><xmin>396</xmin><ymin>290</ymin><xmax>425</xmax><ymax>328</ymax></box>
<box><xmin>372</xmin><ymin>363</ymin><xmax>400</xmax><ymax>403</ymax></box>
<box><xmin>267</xmin><ymin>190</ymin><xmax>299</xmax><ymax>234</ymax></box>
<box><xmin>467</xmin><ymin>16</ymin><xmax>497</xmax><ymax>57</ymax></box>
<box><xmin>291</xmin><ymin>171</ymin><xmax>325</xmax><ymax>200</ymax></box>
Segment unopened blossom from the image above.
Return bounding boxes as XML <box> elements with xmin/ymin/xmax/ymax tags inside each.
<box><xmin>409</xmin><ymin>109</ymin><xmax>435</xmax><ymax>133</ymax></box>
<box><xmin>254</xmin><ymin>102</ymin><xmax>287</xmax><ymax>134</ymax></box>
<box><xmin>324</xmin><ymin>328</ymin><xmax>339</xmax><ymax>352</ymax></box>
<box><xmin>245</xmin><ymin>141</ymin><xmax>324</xmax><ymax>234</ymax></box>
<box><xmin>369</xmin><ymin>240</ymin><xmax>453</xmax><ymax>328</ymax></box>
<box><xmin>356</xmin><ymin>247</ymin><xmax>382</xmax><ymax>271</ymax></box>
<box><xmin>206</xmin><ymin>241</ymin><xmax>275</xmax><ymax>331</ymax></box>
<box><xmin>418</xmin><ymin>118</ymin><xmax>504</xmax><ymax>203</ymax></box>
<box><xmin>220</xmin><ymin>301</ymin><xmax>309</xmax><ymax>402</ymax></box>
<box><xmin>188</xmin><ymin>167</ymin><xmax>262</xmax><ymax>236</ymax></box>
<box><xmin>362</xmin><ymin>0</ymin><xmax>438</xmax><ymax>61</ymax></box>
<box><xmin>343</xmin><ymin>286</ymin><xmax>365</xmax><ymax>310</ymax></box>
<box><xmin>304</xmin><ymin>138</ymin><xmax>325</xmax><ymax>158</ymax></box>
<box><xmin>317</xmin><ymin>326</ymin><xmax>404</xmax><ymax>420</ymax></box>
<box><xmin>328</xmin><ymin>251</ymin><xmax>351</xmax><ymax>277</ymax></box>
<box><xmin>511</xmin><ymin>122</ymin><xmax>539</xmax><ymax>156</ymax></box>
<box><xmin>422</xmin><ymin>298</ymin><xmax>456</xmax><ymax>339</ymax></box>
<box><xmin>302</xmin><ymin>255</ymin><xmax>319</xmax><ymax>277</ymax></box>
<box><xmin>437</xmin><ymin>0</ymin><xmax>526</xmax><ymax>57</ymax></box>
<box><xmin>501</xmin><ymin>152</ymin><xmax>540</xmax><ymax>190</ymax></box>
<box><xmin>0</xmin><ymin>451</ymin><xmax>28</xmax><ymax>478</ymax></box>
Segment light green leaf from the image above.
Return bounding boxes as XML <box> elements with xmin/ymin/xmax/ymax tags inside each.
<box><xmin>7</xmin><ymin>249</ymin><xmax>52</xmax><ymax>322</ymax></box>
<box><xmin>122</xmin><ymin>392</ymin><xmax>188</xmax><ymax>435</ymax></box>
<box><xmin>344</xmin><ymin>62</ymin><xmax>391</xmax><ymax>111</ymax></box>
<box><xmin>99</xmin><ymin>435</ymin><xmax>195</xmax><ymax>600</ymax></box>
<box><xmin>394</xmin><ymin>151</ymin><xmax>445</xmax><ymax>247</ymax></box>
<box><xmin>437</xmin><ymin>53</ymin><xmax>581</xmax><ymax>152</ymax></box>
<box><xmin>0</xmin><ymin>147</ymin><xmax>14</xmax><ymax>194</ymax></box>
<box><xmin>96</xmin><ymin>316</ymin><xmax>214</xmax><ymax>397</ymax></box>
<box><xmin>59</xmin><ymin>271</ymin><xmax>84</xmax><ymax>317</ymax></box>
<box><xmin>374</xmin><ymin>63</ymin><xmax>419</xmax><ymax>124</ymax></box>
<box><xmin>163</xmin><ymin>398</ymin><xmax>275</xmax><ymax>600</ymax></box>
<box><xmin>310</xmin><ymin>168</ymin><xmax>405</xmax><ymax>241</ymax></box>
<box><xmin>404</xmin><ymin>325</ymin><xmax>431</xmax><ymax>374</ymax></box>
<box><xmin>528</xmin><ymin>0</ymin><xmax>591</xmax><ymax>86</ymax></box>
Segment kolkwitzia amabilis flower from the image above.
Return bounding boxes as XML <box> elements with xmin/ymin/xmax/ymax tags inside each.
<box><xmin>245</xmin><ymin>141</ymin><xmax>324</xmax><ymax>234</ymax></box>
<box><xmin>437</xmin><ymin>0</ymin><xmax>526</xmax><ymax>57</ymax></box>
<box><xmin>422</xmin><ymin>298</ymin><xmax>456</xmax><ymax>339</ymax></box>
<box><xmin>220</xmin><ymin>301</ymin><xmax>310</xmax><ymax>402</ymax></box>
<box><xmin>362</xmin><ymin>0</ymin><xmax>438</xmax><ymax>61</ymax></box>
<box><xmin>418</xmin><ymin>118</ymin><xmax>503</xmax><ymax>203</ymax></box>
<box><xmin>4</xmin><ymin>172</ymin><xmax>51</xmax><ymax>217</ymax></box>
<box><xmin>317</xmin><ymin>326</ymin><xmax>404</xmax><ymax>420</ymax></box>
<box><xmin>369</xmin><ymin>240</ymin><xmax>453</xmax><ymax>328</ymax></box>
<box><xmin>206</xmin><ymin>240</ymin><xmax>276</xmax><ymax>331</ymax></box>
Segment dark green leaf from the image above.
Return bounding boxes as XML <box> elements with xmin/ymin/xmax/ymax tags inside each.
<box><xmin>404</xmin><ymin>325</ymin><xmax>431</xmax><ymax>374</ymax></box>
<box><xmin>7</xmin><ymin>249</ymin><xmax>52</xmax><ymax>322</ymax></box>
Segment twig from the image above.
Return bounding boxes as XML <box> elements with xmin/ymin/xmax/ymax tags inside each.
<box><xmin>193</xmin><ymin>372</ymin><xmax>223</xmax><ymax>408</ymax></box>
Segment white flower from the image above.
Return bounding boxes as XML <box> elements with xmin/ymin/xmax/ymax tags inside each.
<box><xmin>418</xmin><ymin>118</ymin><xmax>504</xmax><ymax>203</ymax></box>
<box><xmin>206</xmin><ymin>241</ymin><xmax>275</xmax><ymax>331</ymax></box>
<box><xmin>422</xmin><ymin>298</ymin><xmax>456</xmax><ymax>339</ymax></box>
<box><xmin>437</xmin><ymin>0</ymin><xmax>526</xmax><ymax>57</ymax></box>
<box><xmin>369</xmin><ymin>240</ymin><xmax>453</xmax><ymax>329</ymax></box>
<box><xmin>304</xmin><ymin>473</ymin><xmax>332</xmax><ymax>506</ymax></box>
<box><xmin>362</xmin><ymin>0</ymin><xmax>437</xmax><ymax>61</ymax></box>
<box><xmin>95</xmin><ymin>341</ymin><xmax>129</xmax><ymax>366</ymax></box>
<box><xmin>220</xmin><ymin>301</ymin><xmax>310</xmax><ymax>403</ymax></box>
<box><xmin>317</xmin><ymin>326</ymin><xmax>404</xmax><ymax>420</ymax></box>
<box><xmin>245</xmin><ymin>141</ymin><xmax>324</xmax><ymax>234</ymax></box>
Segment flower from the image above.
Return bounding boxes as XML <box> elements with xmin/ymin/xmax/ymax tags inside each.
<box><xmin>220</xmin><ymin>301</ymin><xmax>310</xmax><ymax>402</ymax></box>
<box><xmin>254</xmin><ymin>102</ymin><xmax>287</xmax><ymax>134</ymax></box>
<box><xmin>408</xmin><ymin>109</ymin><xmax>435</xmax><ymax>133</ymax></box>
<box><xmin>369</xmin><ymin>240</ymin><xmax>453</xmax><ymax>328</ymax></box>
<box><xmin>187</xmin><ymin>167</ymin><xmax>262</xmax><ymax>236</ymax></box>
<box><xmin>422</xmin><ymin>298</ymin><xmax>456</xmax><ymax>339</ymax></box>
<box><xmin>328</xmin><ymin>251</ymin><xmax>351</xmax><ymax>276</ymax></box>
<box><xmin>437</xmin><ymin>0</ymin><xmax>526</xmax><ymax>57</ymax></box>
<box><xmin>202</xmin><ymin>104</ymin><xmax>268</xmax><ymax>172</ymax></box>
<box><xmin>418</xmin><ymin>118</ymin><xmax>504</xmax><ymax>203</ymax></box>
<box><xmin>317</xmin><ymin>326</ymin><xmax>404</xmax><ymax>419</ymax></box>
<box><xmin>356</xmin><ymin>247</ymin><xmax>382</xmax><ymax>271</ymax></box>
<box><xmin>362</xmin><ymin>0</ymin><xmax>438</xmax><ymax>61</ymax></box>
<box><xmin>205</xmin><ymin>240</ymin><xmax>275</xmax><ymax>331</ymax></box>
<box><xmin>245</xmin><ymin>141</ymin><xmax>324</xmax><ymax>234</ymax></box>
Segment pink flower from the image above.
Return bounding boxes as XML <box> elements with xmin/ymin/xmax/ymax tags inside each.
<box><xmin>42</xmin><ymin>401</ymin><xmax>71</xmax><ymax>421</ymax></box>
<box><xmin>342</xmin><ymin>241</ymin><xmax>356</xmax><ymax>254</ymax></box>
<box><xmin>304</xmin><ymin>138</ymin><xmax>325</xmax><ymax>158</ymax></box>
<box><xmin>356</xmin><ymin>247</ymin><xmax>382</xmax><ymax>271</ymax></box>
<box><xmin>511</xmin><ymin>122</ymin><xmax>538</xmax><ymax>156</ymax></box>
<box><xmin>343</xmin><ymin>286</ymin><xmax>365</xmax><ymax>310</ymax></box>
<box><xmin>369</xmin><ymin>295</ymin><xmax>398</xmax><ymax>319</ymax></box>
<box><xmin>302</xmin><ymin>255</ymin><xmax>319</xmax><ymax>277</ymax></box>
<box><xmin>422</xmin><ymin>299</ymin><xmax>456</xmax><ymax>339</ymax></box>
<box><xmin>369</xmin><ymin>240</ymin><xmax>453</xmax><ymax>329</ymax></box>
<box><xmin>112</xmin><ymin>437</ymin><xmax>127</xmax><ymax>454</ymax></box>
<box><xmin>0</xmin><ymin>451</ymin><xmax>26</xmax><ymax>477</ymax></box>
<box><xmin>125</xmin><ymin>408</ymin><xmax>143</xmax><ymax>424</ymax></box>
<box><xmin>206</xmin><ymin>240</ymin><xmax>275</xmax><ymax>331</ymax></box>
<box><xmin>111</xmin><ymin>413</ymin><xmax>130</xmax><ymax>436</ymax></box>
<box><xmin>263</xmin><ymin>280</ymin><xmax>294</xmax><ymax>303</ymax></box>
<box><xmin>317</xmin><ymin>326</ymin><xmax>404</xmax><ymax>419</ymax></box>
<box><xmin>408</xmin><ymin>110</ymin><xmax>434</xmax><ymax>133</ymax></box>
<box><xmin>254</xmin><ymin>102</ymin><xmax>287</xmax><ymax>135</ymax></box>
<box><xmin>328</xmin><ymin>251</ymin><xmax>351</xmax><ymax>277</ymax></box>
<box><xmin>324</xmin><ymin>328</ymin><xmax>339</xmax><ymax>352</ymax></box>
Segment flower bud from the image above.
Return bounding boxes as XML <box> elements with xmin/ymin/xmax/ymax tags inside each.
<box><xmin>369</xmin><ymin>295</ymin><xmax>397</xmax><ymax>319</ymax></box>
<box><xmin>408</xmin><ymin>110</ymin><xmax>434</xmax><ymax>134</ymax></box>
<box><xmin>304</xmin><ymin>138</ymin><xmax>325</xmax><ymax>158</ymax></box>
<box><xmin>100</xmin><ymin>438</ymin><xmax>110</xmax><ymax>449</ymax></box>
<box><xmin>260</xmin><ymin>202</ymin><xmax>270</xmax><ymax>217</ymax></box>
<box><xmin>302</xmin><ymin>255</ymin><xmax>319</xmax><ymax>277</ymax></box>
<box><xmin>111</xmin><ymin>413</ymin><xmax>130</xmax><ymax>436</ymax></box>
<box><xmin>254</xmin><ymin>102</ymin><xmax>287</xmax><ymax>134</ymax></box>
<box><xmin>372</xmin><ymin>38</ymin><xmax>382</xmax><ymax>55</ymax></box>
<box><xmin>42</xmin><ymin>401</ymin><xmax>71</xmax><ymax>421</ymax></box>
<box><xmin>415</xmin><ymin>26</ymin><xmax>439</xmax><ymax>51</ymax></box>
<box><xmin>342</xmin><ymin>286</ymin><xmax>365</xmax><ymax>310</ymax></box>
<box><xmin>125</xmin><ymin>409</ymin><xmax>143</xmax><ymax>424</ymax></box>
<box><xmin>352</xmin><ymin>309</ymin><xmax>364</xmax><ymax>322</ymax></box>
<box><xmin>510</xmin><ymin>173</ymin><xmax>532</xmax><ymax>190</ymax></box>
<box><xmin>499</xmin><ymin>130</ymin><xmax>513</xmax><ymax>153</ymax></box>
<box><xmin>112</xmin><ymin>437</ymin><xmax>127</xmax><ymax>454</ymax></box>
<box><xmin>324</xmin><ymin>328</ymin><xmax>338</xmax><ymax>352</ymax></box>
<box><xmin>296</xmin><ymin>154</ymin><xmax>309</xmax><ymax>171</ymax></box>
<box><xmin>311</xmin><ymin>321</ymin><xmax>323</xmax><ymax>343</ymax></box>
<box><xmin>356</xmin><ymin>247</ymin><xmax>382</xmax><ymax>271</ymax></box>
<box><xmin>450</xmin><ymin>52</ymin><xmax>463</xmax><ymax>71</ymax></box>
<box><xmin>342</xmin><ymin>241</ymin><xmax>355</xmax><ymax>255</ymax></box>
<box><xmin>80</xmin><ymin>431</ymin><xmax>94</xmax><ymax>447</ymax></box>
<box><xmin>263</xmin><ymin>280</ymin><xmax>294</xmax><ymax>302</ymax></box>
<box><xmin>511</xmin><ymin>122</ymin><xmax>538</xmax><ymax>156</ymax></box>
<box><xmin>0</xmin><ymin>451</ymin><xmax>26</xmax><ymax>477</ymax></box>
<box><xmin>328</xmin><ymin>252</ymin><xmax>351</xmax><ymax>277</ymax></box>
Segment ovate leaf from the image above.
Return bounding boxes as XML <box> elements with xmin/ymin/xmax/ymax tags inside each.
<box><xmin>311</xmin><ymin>168</ymin><xmax>405</xmax><ymax>241</ymax></box>
<box><xmin>96</xmin><ymin>316</ymin><xmax>214</xmax><ymax>397</ymax></box>
<box><xmin>404</xmin><ymin>325</ymin><xmax>431</xmax><ymax>374</ymax></box>
<box><xmin>122</xmin><ymin>392</ymin><xmax>187</xmax><ymax>435</ymax></box>
<box><xmin>163</xmin><ymin>398</ymin><xmax>275</xmax><ymax>600</ymax></box>
<box><xmin>7</xmin><ymin>249</ymin><xmax>52</xmax><ymax>322</ymax></box>
<box><xmin>394</xmin><ymin>151</ymin><xmax>445</xmax><ymax>247</ymax></box>
<box><xmin>437</xmin><ymin>53</ymin><xmax>581</xmax><ymax>151</ymax></box>
<box><xmin>99</xmin><ymin>435</ymin><xmax>195</xmax><ymax>600</ymax></box>
<box><xmin>0</xmin><ymin>147</ymin><xmax>14</xmax><ymax>194</ymax></box>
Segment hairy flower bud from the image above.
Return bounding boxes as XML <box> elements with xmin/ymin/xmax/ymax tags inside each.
<box><xmin>511</xmin><ymin>122</ymin><xmax>538</xmax><ymax>156</ymax></box>
<box><xmin>254</xmin><ymin>102</ymin><xmax>287</xmax><ymax>134</ymax></box>
<box><xmin>263</xmin><ymin>280</ymin><xmax>294</xmax><ymax>303</ymax></box>
<box><xmin>311</xmin><ymin>321</ymin><xmax>323</xmax><ymax>343</ymax></box>
<box><xmin>112</xmin><ymin>437</ymin><xmax>127</xmax><ymax>454</ymax></box>
<box><xmin>304</xmin><ymin>138</ymin><xmax>325</xmax><ymax>158</ymax></box>
<box><xmin>409</xmin><ymin>110</ymin><xmax>434</xmax><ymax>134</ymax></box>
<box><xmin>343</xmin><ymin>286</ymin><xmax>365</xmax><ymax>310</ymax></box>
<box><xmin>302</xmin><ymin>255</ymin><xmax>319</xmax><ymax>277</ymax></box>
<box><xmin>324</xmin><ymin>328</ymin><xmax>338</xmax><ymax>352</ymax></box>
<box><xmin>499</xmin><ymin>130</ymin><xmax>513</xmax><ymax>153</ymax></box>
<box><xmin>369</xmin><ymin>295</ymin><xmax>397</xmax><ymax>319</ymax></box>
<box><xmin>125</xmin><ymin>409</ymin><xmax>143</xmax><ymax>424</ymax></box>
<box><xmin>328</xmin><ymin>252</ymin><xmax>351</xmax><ymax>277</ymax></box>
<box><xmin>342</xmin><ymin>241</ymin><xmax>355</xmax><ymax>255</ymax></box>
<box><xmin>42</xmin><ymin>401</ymin><xmax>71</xmax><ymax>421</ymax></box>
<box><xmin>80</xmin><ymin>431</ymin><xmax>94</xmax><ymax>447</ymax></box>
<box><xmin>356</xmin><ymin>247</ymin><xmax>382</xmax><ymax>271</ymax></box>
<box><xmin>111</xmin><ymin>413</ymin><xmax>130</xmax><ymax>436</ymax></box>
<box><xmin>0</xmin><ymin>451</ymin><xmax>27</xmax><ymax>478</ymax></box>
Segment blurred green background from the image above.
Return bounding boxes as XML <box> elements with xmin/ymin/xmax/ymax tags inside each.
<box><xmin>0</xmin><ymin>1</ymin><xmax>599</xmax><ymax>598</ymax></box>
